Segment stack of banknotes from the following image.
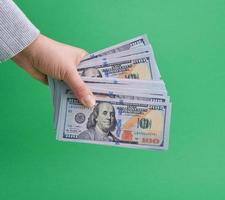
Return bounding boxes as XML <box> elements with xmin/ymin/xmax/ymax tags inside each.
<box><xmin>48</xmin><ymin>34</ymin><xmax>171</xmax><ymax>150</ymax></box>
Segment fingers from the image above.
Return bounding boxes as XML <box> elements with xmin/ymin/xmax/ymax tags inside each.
<box><xmin>12</xmin><ymin>52</ymin><xmax>48</xmax><ymax>85</ymax></box>
<box><xmin>64</xmin><ymin>67</ymin><xmax>96</xmax><ymax>108</ymax></box>
<box><xmin>74</xmin><ymin>48</ymin><xmax>89</xmax><ymax>64</ymax></box>
<box><xmin>20</xmin><ymin>64</ymin><xmax>48</xmax><ymax>85</ymax></box>
<box><xmin>30</xmin><ymin>70</ymin><xmax>48</xmax><ymax>85</ymax></box>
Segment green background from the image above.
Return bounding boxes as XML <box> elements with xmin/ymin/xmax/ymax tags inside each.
<box><xmin>1</xmin><ymin>0</ymin><xmax>225</xmax><ymax>199</ymax></box>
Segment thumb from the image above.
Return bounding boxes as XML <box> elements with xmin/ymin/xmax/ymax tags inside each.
<box><xmin>64</xmin><ymin>68</ymin><xmax>96</xmax><ymax>108</ymax></box>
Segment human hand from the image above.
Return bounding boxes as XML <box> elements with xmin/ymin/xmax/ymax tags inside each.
<box><xmin>12</xmin><ymin>34</ymin><xmax>95</xmax><ymax>108</ymax></box>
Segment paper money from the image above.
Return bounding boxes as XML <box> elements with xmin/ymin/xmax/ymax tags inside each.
<box><xmin>48</xmin><ymin>34</ymin><xmax>172</xmax><ymax>150</ymax></box>
<box><xmin>57</xmin><ymin>93</ymin><xmax>171</xmax><ymax>150</ymax></box>
<box><xmin>78</xmin><ymin>53</ymin><xmax>160</xmax><ymax>80</ymax></box>
<box><xmin>78</xmin><ymin>46</ymin><xmax>151</xmax><ymax>68</ymax></box>
<box><xmin>82</xmin><ymin>34</ymin><xmax>150</xmax><ymax>61</ymax></box>
<box><xmin>52</xmin><ymin>80</ymin><xmax>168</xmax><ymax>129</ymax></box>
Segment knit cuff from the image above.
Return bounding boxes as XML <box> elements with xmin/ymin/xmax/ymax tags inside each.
<box><xmin>0</xmin><ymin>0</ymin><xmax>40</xmax><ymax>62</ymax></box>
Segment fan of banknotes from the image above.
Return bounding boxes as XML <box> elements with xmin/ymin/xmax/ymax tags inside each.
<box><xmin>48</xmin><ymin>34</ymin><xmax>171</xmax><ymax>150</ymax></box>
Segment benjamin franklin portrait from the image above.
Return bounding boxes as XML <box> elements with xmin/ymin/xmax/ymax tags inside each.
<box><xmin>81</xmin><ymin>67</ymin><xmax>103</xmax><ymax>78</ymax></box>
<box><xmin>77</xmin><ymin>102</ymin><xmax>117</xmax><ymax>142</ymax></box>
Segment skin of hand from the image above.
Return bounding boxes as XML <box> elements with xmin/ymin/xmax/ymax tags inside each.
<box><xmin>11</xmin><ymin>34</ymin><xmax>96</xmax><ymax>108</ymax></box>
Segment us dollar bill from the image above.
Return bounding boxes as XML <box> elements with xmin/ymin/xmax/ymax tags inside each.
<box><xmin>81</xmin><ymin>77</ymin><xmax>165</xmax><ymax>90</ymax></box>
<box><xmin>52</xmin><ymin>80</ymin><xmax>168</xmax><ymax>129</ymax></box>
<box><xmin>51</xmin><ymin>78</ymin><xmax>167</xmax><ymax>129</ymax></box>
<box><xmin>86</xmin><ymin>83</ymin><xmax>166</xmax><ymax>92</ymax></box>
<box><xmin>79</xmin><ymin>45</ymin><xmax>161</xmax><ymax>78</ymax></box>
<box><xmin>78</xmin><ymin>53</ymin><xmax>160</xmax><ymax>80</ymax></box>
<box><xmin>64</xmin><ymin>87</ymin><xmax>169</xmax><ymax>103</ymax></box>
<box><xmin>82</xmin><ymin>34</ymin><xmax>150</xmax><ymax>61</ymax></box>
<box><xmin>56</xmin><ymin>93</ymin><xmax>171</xmax><ymax>150</ymax></box>
<box><xmin>80</xmin><ymin>46</ymin><xmax>151</xmax><ymax>66</ymax></box>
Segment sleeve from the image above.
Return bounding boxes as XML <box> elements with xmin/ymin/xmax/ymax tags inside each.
<box><xmin>0</xmin><ymin>0</ymin><xmax>40</xmax><ymax>62</ymax></box>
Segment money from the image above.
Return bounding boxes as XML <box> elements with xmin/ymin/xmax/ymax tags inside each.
<box><xmin>48</xmin><ymin>34</ymin><xmax>172</xmax><ymax>150</ymax></box>
<box><xmin>82</xmin><ymin>34</ymin><xmax>150</xmax><ymax>61</ymax></box>
<box><xmin>56</xmin><ymin>93</ymin><xmax>171</xmax><ymax>150</ymax></box>
<box><xmin>52</xmin><ymin>80</ymin><xmax>168</xmax><ymax>129</ymax></box>
<box><xmin>78</xmin><ymin>53</ymin><xmax>160</xmax><ymax>80</ymax></box>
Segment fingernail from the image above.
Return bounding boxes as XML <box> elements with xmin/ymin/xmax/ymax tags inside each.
<box><xmin>81</xmin><ymin>95</ymin><xmax>96</xmax><ymax>108</ymax></box>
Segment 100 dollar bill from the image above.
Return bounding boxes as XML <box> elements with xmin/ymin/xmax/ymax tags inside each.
<box><xmin>78</xmin><ymin>53</ymin><xmax>160</xmax><ymax>80</ymax></box>
<box><xmin>57</xmin><ymin>93</ymin><xmax>171</xmax><ymax>150</ymax></box>
<box><xmin>82</xmin><ymin>34</ymin><xmax>150</xmax><ymax>61</ymax></box>
<box><xmin>51</xmin><ymin>79</ymin><xmax>167</xmax><ymax>129</ymax></box>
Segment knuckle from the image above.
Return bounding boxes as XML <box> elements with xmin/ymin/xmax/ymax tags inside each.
<box><xmin>75</xmin><ymin>84</ymin><xmax>89</xmax><ymax>97</ymax></box>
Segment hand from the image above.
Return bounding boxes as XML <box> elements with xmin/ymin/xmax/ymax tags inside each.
<box><xmin>12</xmin><ymin>34</ymin><xmax>96</xmax><ymax>108</ymax></box>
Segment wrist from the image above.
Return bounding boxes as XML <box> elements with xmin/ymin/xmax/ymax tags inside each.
<box><xmin>11</xmin><ymin>34</ymin><xmax>43</xmax><ymax>66</ymax></box>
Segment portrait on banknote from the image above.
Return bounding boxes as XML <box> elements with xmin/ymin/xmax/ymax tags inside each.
<box><xmin>77</xmin><ymin>102</ymin><xmax>118</xmax><ymax>142</ymax></box>
<box><xmin>81</xmin><ymin>67</ymin><xmax>103</xmax><ymax>78</ymax></box>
